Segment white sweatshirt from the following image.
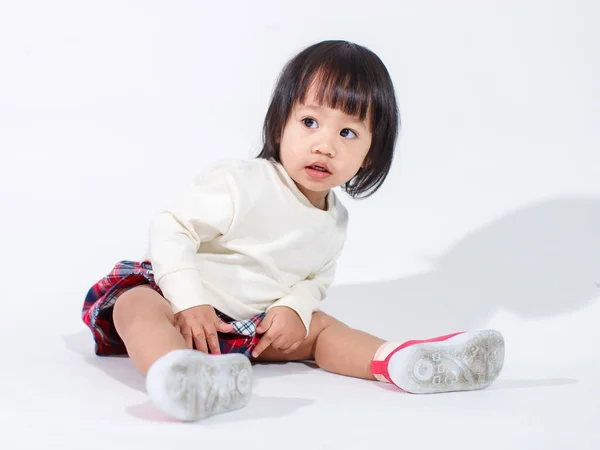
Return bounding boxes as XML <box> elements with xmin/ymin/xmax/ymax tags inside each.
<box><xmin>144</xmin><ymin>158</ymin><xmax>348</xmax><ymax>334</ymax></box>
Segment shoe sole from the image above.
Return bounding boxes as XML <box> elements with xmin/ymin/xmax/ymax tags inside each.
<box><xmin>387</xmin><ymin>330</ymin><xmax>505</xmax><ymax>394</ymax></box>
<box><xmin>145</xmin><ymin>349</ymin><xmax>252</xmax><ymax>421</ymax></box>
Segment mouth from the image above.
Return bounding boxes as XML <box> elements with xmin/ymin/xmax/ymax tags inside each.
<box><xmin>305</xmin><ymin>163</ymin><xmax>331</xmax><ymax>173</ymax></box>
<box><xmin>305</xmin><ymin>163</ymin><xmax>332</xmax><ymax>180</ymax></box>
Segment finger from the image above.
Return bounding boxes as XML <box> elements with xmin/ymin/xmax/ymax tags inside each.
<box><xmin>193</xmin><ymin>328</ymin><xmax>208</xmax><ymax>354</ymax></box>
<box><xmin>278</xmin><ymin>339</ymin><xmax>294</xmax><ymax>352</ymax></box>
<box><xmin>283</xmin><ymin>341</ymin><xmax>302</xmax><ymax>354</ymax></box>
<box><xmin>215</xmin><ymin>317</ymin><xmax>234</xmax><ymax>333</ymax></box>
<box><xmin>180</xmin><ymin>326</ymin><xmax>193</xmax><ymax>349</ymax></box>
<box><xmin>271</xmin><ymin>335</ymin><xmax>288</xmax><ymax>351</ymax></box>
<box><xmin>204</xmin><ymin>325</ymin><xmax>221</xmax><ymax>355</ymax></box>
<box><xmin>256</xmin><ymin>314</ymin><xmax>273</xmax><ymax>335</ymax></box>
<box><xmin>252</xmin><ymin>332</ymin><xmax>275</xmax><ymax>358</ymax></box>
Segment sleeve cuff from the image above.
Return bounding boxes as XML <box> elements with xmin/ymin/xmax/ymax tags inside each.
<box><xmin>156</xmin><ymin>269</ymin><xmax>209</xmax><ymax>313</ymax></box>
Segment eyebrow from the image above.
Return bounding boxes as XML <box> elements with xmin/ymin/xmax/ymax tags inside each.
<box><xmin>298</xmin><ymin>104</ymin><xmax>367</xmax><ymax>127</ymax></box>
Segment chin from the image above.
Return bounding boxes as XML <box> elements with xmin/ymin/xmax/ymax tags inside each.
<box><xmin>295</xmin><ymin>178</ymin><xmax>331</xmax><ymax>194</ymax></box>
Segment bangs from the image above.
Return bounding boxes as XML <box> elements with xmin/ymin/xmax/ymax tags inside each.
<box><xmin>296</xmin><ymin>64</ymin><xmax>373</xmax><ymax>125</ymax></box>
<box><xmin>258</xmin><ymin>40</ymin><xmax>399</xmax><ymax>198</ymax></box>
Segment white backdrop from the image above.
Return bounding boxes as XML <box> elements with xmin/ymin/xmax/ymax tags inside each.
<box><xmin>0</xmin><ymin>1</ymin><xmax>599</xmax><ymax>449</ymax></box>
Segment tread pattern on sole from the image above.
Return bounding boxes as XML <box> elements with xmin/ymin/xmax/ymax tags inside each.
<box><xmin>146</xmin><ymin>350</ymin><xmax>252</xmax><ymax>421</ymax></box>
<box><xmin>388</xmin><ymin>330</ymin><xmax>505</xmax><ymax>394</ymax></box>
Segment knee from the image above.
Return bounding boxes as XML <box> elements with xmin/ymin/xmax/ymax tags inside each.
<box><xmin>112</xmin><ymin>288</ymin><xmax>142</xmax><ymax>330</ymax></box>
<box><xmin>113</xmin><ymin>285</ymin><xmax>173</xmax><ymax>330</ymax></box>
<box><xmin>308</xmin><ymin>312</ymin><xmax>345</xmax><ymax>339</ymax></box>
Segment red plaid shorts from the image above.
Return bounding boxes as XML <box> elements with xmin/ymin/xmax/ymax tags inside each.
<box><xmin>82</xmin><ymin>260</ymin><xmax>265</xmax><ymax>357</ymax></box>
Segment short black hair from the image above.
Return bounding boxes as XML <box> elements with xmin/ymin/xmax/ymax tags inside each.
<box><xmin>257</xmin><ymin>40</ymin><xmax>400</xmax><ymax>198</ymax></box>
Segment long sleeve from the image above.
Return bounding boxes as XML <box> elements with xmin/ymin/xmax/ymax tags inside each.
<box><xmin>266</xmin><ymin>249</ymin><xmax>342</xmax><ymax>336</ymax></box>
<box><xmin>148</xmin><ymin>166</ymin><xmax>235</xmax><ymax>313</ymax></box>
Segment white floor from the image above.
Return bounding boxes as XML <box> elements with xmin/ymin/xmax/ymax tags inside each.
<box><xmin>1</xmin><ymin>278</ymin><xmax>598</xmax><ymax>450</ymax></box>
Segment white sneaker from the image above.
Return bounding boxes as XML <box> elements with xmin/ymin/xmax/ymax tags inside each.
<box><xmin>371</xmin><ymin>330</ymin><xmax>505</xmax><ymax>394</ymax></box>
<box><xmin>146</xmin><ymin>349</ymin><xmax>252</xmax><ymax>421</ymax></box>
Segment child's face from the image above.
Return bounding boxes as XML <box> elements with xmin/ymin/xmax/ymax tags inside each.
<box><xmin>279</xmin><ymin>86</ymin><xmax>372</xmax><ymax>209</ymax></box>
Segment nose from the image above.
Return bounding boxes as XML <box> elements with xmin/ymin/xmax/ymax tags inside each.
<box><xmin>311</xmin><ymin>132</ymin><xmax>336</xmax><ymax>158</ymax></box>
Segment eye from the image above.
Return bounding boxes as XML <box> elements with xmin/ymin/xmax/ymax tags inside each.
<box><xmin>340</xmin><ymin>128</ymin><xmax>358</xmax><ymax>139</ymax></box>
<box><xmin>302</xmin><ymin>117</ymin><xmax>318</xmax><ymax>129</ymax></box>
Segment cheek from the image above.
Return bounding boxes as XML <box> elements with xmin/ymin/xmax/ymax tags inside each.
<box><xmin>280</xmin><ymin>126</ymin><xmax>302</xmax><ymax>153</ymax></box>
<box><xmin>278</xmin><ymin>134</ymin><xmax>290</xmax><ymax>160</ymax></box>
<box><xmin>278</xmin><ymin>129</ymin><xmax>298</xmax><ymax>166</ymax></box>
<box><xmin>352</xmin><ymin>141</ymin><xmax>372</xmax><ymax>164</ymax></box>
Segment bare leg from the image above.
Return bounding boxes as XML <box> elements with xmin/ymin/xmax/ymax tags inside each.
<box><xmin>255</xmin><ymin>312</ymin><xmax>384</xmax><ymax>380</ymax></box>
<box><xmin>112</xmin><ymin>285</ymin><xmax>186</xmax><ymax>376</ymax></box>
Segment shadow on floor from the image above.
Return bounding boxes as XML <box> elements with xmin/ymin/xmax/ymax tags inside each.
<box><xmin>324</xmin><ymin>196</ymin><xmax>600</xmax><ymax>340</ymax></box>
<box><xmin>63</xmin><ymin>331</ymin><xmax>147</xmax><ymax>393</ymax></box>
<box><xmin>489</xmin><ymin>378</ymin><xmax>578</xmax><ymax>390</ymax></box>
<box><xmin>126</xmin><ymin>395</ymin><xmax>315</xmax><ymax>424</ymax></box>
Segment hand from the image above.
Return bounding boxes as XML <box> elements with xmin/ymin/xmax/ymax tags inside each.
<box><xmin>252</xmin><ymin>306</ymin><xmax>306</xmax><ymax>358</ymax></box>
<box><xmin>174</xmin><ymin>305</ymin><xmax>234</xmax><ymax>354</ymax></box>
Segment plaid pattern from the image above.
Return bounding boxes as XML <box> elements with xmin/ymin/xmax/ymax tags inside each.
<box><xmin>82</xmin><ymin>260</ymin><xmax>265</xmax><ymax>358</ymax></box>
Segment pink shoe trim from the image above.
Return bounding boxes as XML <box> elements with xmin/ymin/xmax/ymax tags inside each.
<box><xmin>371</xmin><ymin>360</ymin><xmax>388</xmax><ymax>383</ymax></box>
<box><xmin>371</xmin><ymin>331</ymin><xmax>467</xmax><ymax>387</ymax></box>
